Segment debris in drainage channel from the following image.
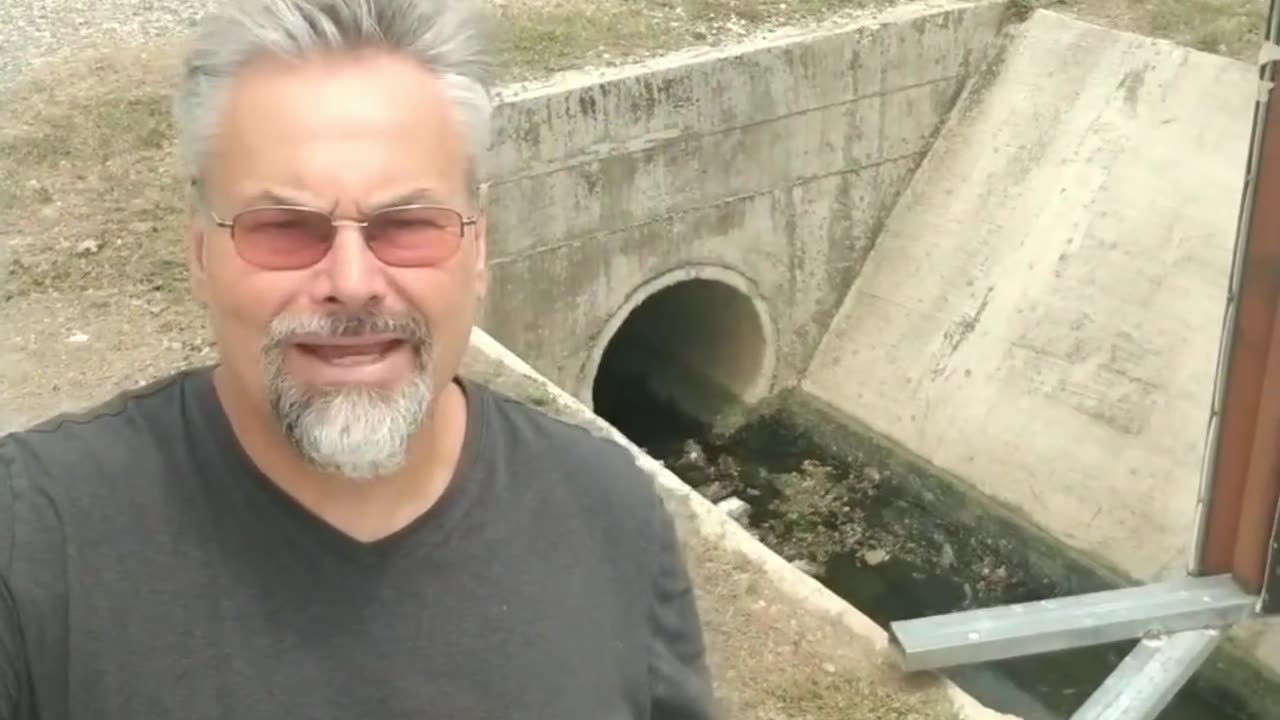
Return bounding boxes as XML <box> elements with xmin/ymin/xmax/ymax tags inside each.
<box><xmin>595</xmin><ymin>374</ymin><xmax>1263</xmax><ymax>720</ymax></box>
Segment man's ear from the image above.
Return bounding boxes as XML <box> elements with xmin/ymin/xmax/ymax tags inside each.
<box><xmin>473</xmin><ymin>183</ymin><xmax>490</xmax><ymax>301</ymax></box>
<box><xmin>187</xmin><ymin>206</ymin><xmax>211</xmax><ymax>304</ymax></box>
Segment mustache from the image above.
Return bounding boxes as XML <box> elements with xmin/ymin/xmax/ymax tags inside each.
<box><xmin>264</xmin><ymin>311</ymin><xmax>432</xmax><ymax>349</ymax></box>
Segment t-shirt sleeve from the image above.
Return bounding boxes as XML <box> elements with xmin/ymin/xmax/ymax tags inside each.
<box><xmin>0</xmin><ymin>449</ymin><xmax>23</xmax><ymax>719</ymax></box>
<box><xmin>647</xmin><ymin>494</ymin><xmax>718</xmax><ymax>720</ymax></box>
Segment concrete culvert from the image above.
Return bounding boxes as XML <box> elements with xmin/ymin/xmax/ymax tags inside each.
<box><xmin>587</xmin><ymin>271</ymin><xmax>775</xmax><ymax>444</ymax></box>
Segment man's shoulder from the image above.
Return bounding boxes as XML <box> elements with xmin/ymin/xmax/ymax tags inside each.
<box><xmin>471</xmin><ymin>380</ymin><xmax>665</xmax><ymax>520</ymax></box>
<box><xmin>0</xmin><ymin>367</ymin><xmax>206</xmax><ymax>496</ymax></box>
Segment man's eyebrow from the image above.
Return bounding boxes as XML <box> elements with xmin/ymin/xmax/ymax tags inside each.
<box><xmin>237</xmin><ymin>187</ymin><xmax>452</xmax><ymax>214</ymax></box>
<box><xmin>368</xmin><ymin>188</ymin><xmax>450</xmax><ymax>211</ymax></box>
<box><xmin>242</xmin><ymin>189</ymin><xmax>320</xmax><ymax>209</ymax></box>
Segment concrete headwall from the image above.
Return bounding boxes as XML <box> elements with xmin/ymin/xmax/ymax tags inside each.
<box><xmin>803</xmin><ymin>10</ymin><xmax>1277</xmax><ymax>665</ymax></box>
<box><xmin>477</xmin><ymin>0</ymin><xmax>1008</xmax><ymax>406</ymax></box>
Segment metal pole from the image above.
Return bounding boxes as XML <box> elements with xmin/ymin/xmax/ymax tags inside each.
<box><xmin>888</xmin><ymin>574</ymin><xmax>1254</xmax><ymax>672</ymax></box>
<box><xmin>1069</xmin><ymin>629</ymin><xmax>1225</xmax><ymax>720</ymax></box>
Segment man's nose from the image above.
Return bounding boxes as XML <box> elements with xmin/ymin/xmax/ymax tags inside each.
<box><xmin>318</xmin><ymin>224</ymin><xmax>389</xmax><ymax>308</ymax></box>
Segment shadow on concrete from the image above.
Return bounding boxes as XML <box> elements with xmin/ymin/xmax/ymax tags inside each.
<box><xmin>592</xmin><ymin>278</ymin><xmax>768</xmax><ymax>438</ymax></box>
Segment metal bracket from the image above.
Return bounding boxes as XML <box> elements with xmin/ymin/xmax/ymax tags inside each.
<box><xmin>1261</xmin><ymin>43</ymin><xmax>1280</xmax><ymax>100</ymax></box>
<box><xmin>887</xmin><ymin>574</ymin><xmax>1255</xmax><ymax>672</ymax></box>
<box><xmin>1069</xmin><ymin>628</ymin><xmax>1225</xmax><ymax>720</ymax></box>
<box><xmin>1260</xmin><ymin>40</ymin><xmax>1280</xmax><ymax>67</ymax></box>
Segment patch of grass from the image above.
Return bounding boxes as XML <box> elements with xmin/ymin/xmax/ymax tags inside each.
<box><xmin>1006</xmin><ymin>0</ymin><xmax>1037</xmax><ymax>22</ymax></box>
<box><xmin>0</xmin><ymin>48</ymin><xmax>187</xmax><ymax>305</ymax></box>
<box><xmin>1146</xmin><ymin>0</ymin><xmax>1267</xmax><ymax>57</ymax></box>
<box><xmin>1051</xmin><ymin>0</ymin><xmax>1267</xmax><ymax>61</ymax></box>
<box><xmin>492</xmin><ymin>0</ymin><xmax>883</xmax><ymax>81</ymax></box>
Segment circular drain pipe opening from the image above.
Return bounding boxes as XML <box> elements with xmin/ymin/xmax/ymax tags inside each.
<box><xmin>584</xmin><ymin>269</ymin><xmax>776</xmax><ymax>448</ymax></box>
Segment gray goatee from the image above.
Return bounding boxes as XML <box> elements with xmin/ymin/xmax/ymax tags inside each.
<box><xmin>261</xmin><ymin>310</ymin><xmax>435</xmax><ymax>481</ymax></box>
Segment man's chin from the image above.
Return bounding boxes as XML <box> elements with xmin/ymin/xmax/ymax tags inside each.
<box><xmin>273</xmin><ymin>376</ymin><xmax>436</xmax><ymax>480</ymax></box>
<box><xmin>291</xmin><ymin>379</ymin><xmax>401</xmax><ymax>403</ymax></box>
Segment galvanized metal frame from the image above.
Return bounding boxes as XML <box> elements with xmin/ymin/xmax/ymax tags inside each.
<box><xmin>1068</xmin><ymin>629</ymin><xmax>1226</xmax><ymax>720</ymax></box>
<box><xmin>886</xmin><ymin>4</ymin><xmax>1280</xmax><ymax>716</ymax></box>
<box><xmin>888</xmin><ymin>574</ymin><xmax>1255</xmax><ymax>673</ymax></box>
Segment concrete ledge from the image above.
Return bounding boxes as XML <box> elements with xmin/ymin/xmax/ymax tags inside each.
<box><xmin>461</xmin><ymin>327</ymin><xmax>1018</xmax><ymax>719</ymax></box>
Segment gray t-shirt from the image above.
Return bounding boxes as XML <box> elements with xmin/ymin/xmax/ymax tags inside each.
<box><xmin>0</xmin><ymin>367</ymin><xmax>715</xmax><ymax>720</ymax></box>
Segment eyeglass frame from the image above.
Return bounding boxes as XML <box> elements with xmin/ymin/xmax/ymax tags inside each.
<box><xmin>207</xmin><ymin>202</ymin><xmax>481</xmax><ymax>268</ymax></box>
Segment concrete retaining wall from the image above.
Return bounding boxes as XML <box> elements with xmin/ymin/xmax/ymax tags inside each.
<box><xmin>476</xmin><ymin>0</ymin><xmax>1008</xmax><ymax>405</ymax></box>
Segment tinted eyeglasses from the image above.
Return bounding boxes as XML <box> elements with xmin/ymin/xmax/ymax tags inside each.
<box><xmin>210</xmin><ymin>204</ymin><xmax>478</xmax><ymax>270</ymax></box>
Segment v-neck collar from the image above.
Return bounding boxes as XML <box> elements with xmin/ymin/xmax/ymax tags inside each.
<box><xmin>182</xmin><ymin>365</ymin><xmax>492</xmax><ymax>566</ymax></box>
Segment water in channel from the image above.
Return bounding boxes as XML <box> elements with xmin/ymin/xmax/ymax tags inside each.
<box><xmin>592</xmin><ymin>371</ymin><xmax>1265</xmax><ymax>720</ymax></box>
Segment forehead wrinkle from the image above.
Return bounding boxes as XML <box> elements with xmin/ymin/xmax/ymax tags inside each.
<box><xmin>210</xmin><ymin>58</ymin><xmax>470</xmax><ymax>221</ymax></box>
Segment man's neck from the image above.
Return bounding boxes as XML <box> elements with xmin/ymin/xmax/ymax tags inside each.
<box><xmin>211</xmin><ymin>366</ymin><xmax>469</xmax><ymax>543</ymax></box>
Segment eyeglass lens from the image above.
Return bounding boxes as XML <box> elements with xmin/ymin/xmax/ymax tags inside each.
<box><xmin>230</xmin><ymin>206</ymin><xmax>466</xmax><ymax>270</ymax></box>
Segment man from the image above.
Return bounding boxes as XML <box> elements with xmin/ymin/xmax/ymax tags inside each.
<box><xmin>0</xmin><ymin>1</ymin><xmax>717</xmax><ymax>718</ymax></box>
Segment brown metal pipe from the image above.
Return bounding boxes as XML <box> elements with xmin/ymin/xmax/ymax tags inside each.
<box><xmin>1200</xmin><ymin>84</ymin><xmax>1280</xmax><ymax>593</ymax></box>
<box><xmin>1233</xmin><ymin>286</ymin><xmax>1280</xmax><ymax>591</ymax></box>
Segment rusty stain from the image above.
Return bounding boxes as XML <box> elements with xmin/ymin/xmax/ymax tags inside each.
<box><xmin>1234</xmin><ymin>304</ymin><xmax>1280</xmax><ymax>591</ymax></box>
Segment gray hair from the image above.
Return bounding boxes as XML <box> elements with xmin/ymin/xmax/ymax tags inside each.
<box><xmin>173</xmin><ymin>0</ymin><xmax>495</xmax><ymax>202</ymax></box>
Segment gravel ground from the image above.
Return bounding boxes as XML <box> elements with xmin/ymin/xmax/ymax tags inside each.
<box><xmin>0</xmin><ymin>0</ymin><xmax>216</xmax><ymax>93</ymax></box>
